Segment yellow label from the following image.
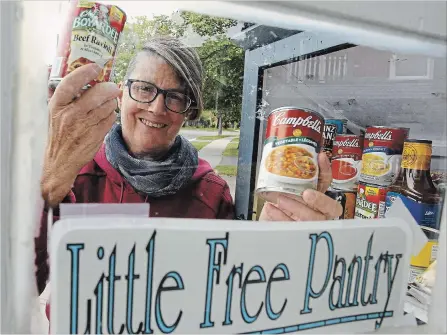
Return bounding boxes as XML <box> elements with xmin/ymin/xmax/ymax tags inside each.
<box><xmin>361</xmin><ymin>153</ymin><xmax>390</xmax><ymax>176</ymax></box>
<box><xmin>110</xmin><ymin>6</ymin><xmax>124</xmax><ymax>23</ymax></box>
<box><xmin>401</xmin><ymin>142</ymin><xmax>432</xmax><ymax>170</ymax></box>
<box><xmin>78</xmin><ymin>0</ymin><xmax>95</xmax><ymax>8</ymax></box>
<box><xmin>411</xmin><ymin>240</ymin><xmax>438</xmax><ymax>268</ymax></box>
<box><xmin>365</xmin><ymin>185</ymin><xmax>378</xmax><ymax>196</ymax></box>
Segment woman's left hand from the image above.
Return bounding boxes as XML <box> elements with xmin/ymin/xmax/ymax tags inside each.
<box><xmin>259</xmin><ymin>152</ymin><xmax>343</xmax><ymax>221</ymax></box>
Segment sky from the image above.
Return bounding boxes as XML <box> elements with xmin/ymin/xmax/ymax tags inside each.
<box><xmin>42</xmin><ymin>0</ymin><xmax>192</xmax><ymax>64</ymax></box>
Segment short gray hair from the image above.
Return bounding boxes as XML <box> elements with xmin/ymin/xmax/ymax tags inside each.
<box><xmin>124</xmin><ymin>36</ymin><xmax>203</xmax><ymax>120</ymax></box>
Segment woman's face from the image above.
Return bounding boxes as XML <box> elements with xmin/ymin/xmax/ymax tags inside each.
<box><xmin>120</xmin><ymin>54</ymin><xmax>188</xmax><ymax>157</ymax></box>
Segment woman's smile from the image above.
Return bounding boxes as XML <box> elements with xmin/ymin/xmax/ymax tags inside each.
<box><xmin>138</xmin><ymin>117</ymin><xmax>167</xmax><ymax>129</ymax></box>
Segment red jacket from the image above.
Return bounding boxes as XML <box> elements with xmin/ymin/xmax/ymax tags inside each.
<box><xmin>35</xmin><ymin>144</ymin><xmax>234</xmax><ymax>294</ymax></box>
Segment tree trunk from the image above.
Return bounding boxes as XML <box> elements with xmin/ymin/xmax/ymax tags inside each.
<box><xmin>218</xmin><ymin>115</ymin><xmax>223</xmax><ymax>136</ymax></box>
<box><xmin>216</xmin><ymin>89</ymin><xmax>223</xmax><ymax>136</ymax></box>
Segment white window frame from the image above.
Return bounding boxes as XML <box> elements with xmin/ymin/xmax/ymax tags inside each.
<box><xmin>388</xmin><ymin>53</ymin><xmax>435</xmax><ymax>80</ymax></box>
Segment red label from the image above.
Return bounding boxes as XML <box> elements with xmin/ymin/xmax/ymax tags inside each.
<box><xmin>355</xmin><ymin>184</ymin><xmax>388</xmax><ymax>219</ymax></box>
<box><xmin>265</xmin><ymin>108</ymin><xmax>323</xmax><ymax>149</ymax></box>
<box><xmin>332</xmin><ymin>135</ymin><xmax>363</xmax><ymax>161</ymax></box>
<box><xmin>332</xmin><ymin>160</ymin><xmax>357</xmax><ymax>180</ymax></box>
<box><xmin>363</xmin><ymin>127</ymin><xmax>409</xmax><ymax>153</ymax></box>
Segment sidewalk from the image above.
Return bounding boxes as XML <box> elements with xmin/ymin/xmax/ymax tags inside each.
<box><xmin>198</xmin><ymin>137</ymin><xmax>237</xmax><ymax>168</ymax></box>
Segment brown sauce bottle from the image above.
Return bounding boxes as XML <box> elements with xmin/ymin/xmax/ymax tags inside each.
<box><xmin>385</xmin><ymin>139</ymin><xmax>442</xmax><ymax>240</ymax></box>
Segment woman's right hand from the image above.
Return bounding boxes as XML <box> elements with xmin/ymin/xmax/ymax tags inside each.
<box><xmin>41</xmin><ymin>63</ymin><xmax>121</xmax><ymax>207</ymax></box>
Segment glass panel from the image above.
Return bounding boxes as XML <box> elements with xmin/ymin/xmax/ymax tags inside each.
<box><xmin>17</xmin><ymin>1</ymin><xmax>445</xmax><ymax>330</ymax></box>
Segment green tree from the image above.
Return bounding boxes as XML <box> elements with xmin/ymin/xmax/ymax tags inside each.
<box><xmin>180</xmin><ymin>12</ymin><xmax>237</xmax><ymax>36</ymax></box>
<box><xmin>182</xmin><ymin>12</ymin><xmax>243</xmax><ymax>134</ymax></box>
<box><xmin>197</xmin><ymin>36</ymin><xmax>244</xmax><ymax>131</ymax></box>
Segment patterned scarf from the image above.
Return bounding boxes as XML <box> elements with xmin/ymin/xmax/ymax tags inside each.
<box><xmin>105</xmin><ymin>124</ymin><xmax>198</xmax><ymax>198</ymax></box>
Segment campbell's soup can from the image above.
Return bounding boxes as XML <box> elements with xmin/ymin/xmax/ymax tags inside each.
<box><xmin>321</xmin><ymin>119</ymin><xmax>347</xmax><ymax>160</ymax></box>
<box><xmin>355</xmin><ymin>183</ymin><xmax>388</xmax><ymax>219</ymax></box>
<box><xmin>359</xmin><ymin>126</ymin><xmax>409</xmax><ymax>186</ymax></box>
<box><xmin>326</xmin><ymin>188</ymin><xmax>356</xmax><ymax>219</ymax></box>
<box><xmin>331</xmin><ymin>135</ymin><xmax>363</xmax><ymax>191</ymax></box>
<box><xmin>256</xmin><ymin>107</ymin><xmax>324</xmax><ymax>201</ymax></box>
<box><xmin>49</xmin><ymin>0</ymin><xmax>127</xmax><ymax>89</ymax></box>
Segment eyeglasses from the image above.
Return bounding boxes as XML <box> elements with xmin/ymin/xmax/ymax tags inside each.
<box><xmin>125</xmin><ymin>79</ymin><xmax>193</xmax><ymax>114</ymax></box>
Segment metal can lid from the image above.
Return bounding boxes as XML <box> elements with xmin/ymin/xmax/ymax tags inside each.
<box><xmin>335</xmin><ymin>134</ymin><xmax>361</xmax><ymax>138</ymax></box>
<box><xmin>325</xmin><ymin>118</ymin><xmax>348</xmax><ymax>122</ymax></box>
<box><xmin>267</xmin><ymin>106</ymin><xmax>324</xmax><ymax>120</ymax></box>
<box><xmin>366</xmin><ymin>125</ymin><xmax>410</xmax><ymax>131</ymax></box>
<box><xmin>405</xmin><ymin>139</ymin><xmax>433</xmax><ymax>144</ymax></box>
<box><xmin>358</xmin><ymin>181</ymin><xmax>389</xmax><ymax>189</ymax></box>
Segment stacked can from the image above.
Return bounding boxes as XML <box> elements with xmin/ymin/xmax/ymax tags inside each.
<box><xmin>326</xmin><ymin>134</ymin><xmax>363</xmax><ymax>219</ymax></box>
<box><xmin>354</xmin><ymin>126</ymin><xmax>409</xmax><ymax>219</ymax></box>
<box><xmin>322</xmin><ymin>118</ymin><xmax>354</xmax><ymax>220</ymax></box>
<box><xmin>322</xmin><ymin>118</ymin><xmax>348</xmax><ymax>161</ymax></box>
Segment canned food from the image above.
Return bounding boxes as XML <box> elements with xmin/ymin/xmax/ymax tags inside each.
<box><xmin>359</xmin><ymin>126</ymin><xmax>409</xmax><ymax>186</ymax></box>
<box><xmin>49</xmin><ymin>0</ymin><xmax>127</xmax><ymax>89</ymax></box>
<box><xmin>256</xmin><ymin>107</ymin><xmax>324</xmax><ymax>201</ymax></box>
<box><xmin>355</xmin><ymin>183</ymin><xmax>388</xmax><ymax>219</ymax></box>
<box><xmin>326</xmin><ymin>188</ymin><xmax>356</xmax><ymax>219</ymax></box>
<box><xmin>322</xmin><ymin>119</ymin><xmax>347</xmax><ymax>160</ymax></box>
<box><xmin>327</xmin><ymin>118</ymin><xmax>348</xmax><ymax>134</ymax></box>
<box><xmin>331</xmin><ymin>135</ymin><xmax>363</xmax><ymax>191</ymax></box>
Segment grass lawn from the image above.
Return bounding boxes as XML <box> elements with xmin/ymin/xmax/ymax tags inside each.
<box><xmin>215</xmin><ymin>165</ymin><xmax>238</xmax><ymax>176</ymax></box>
<box><xmin>223</xmin><ymin>137</ymin><xmax>240</xmax><ymax>157</ymax></box>
<box><xmin>190</xmin><ymin>140</ymin><xmax>211</xmax><ymax>151</ymax></box>
<box><xmin>196</xmin><ymin>135</ymin><xmax>232</xmax><ymax>141</ymax></box>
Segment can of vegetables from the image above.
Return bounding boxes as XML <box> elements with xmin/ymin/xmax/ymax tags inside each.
<box><xmin>256</xmin><ymin>107</ymin><xmax>324</xmax><ymax>202</ymax></box>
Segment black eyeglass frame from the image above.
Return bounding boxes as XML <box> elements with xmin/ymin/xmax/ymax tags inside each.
<box><xmin>125</xmin><ymin>79</ymin><xmax>193</xmax><ymax>114</ymax></box>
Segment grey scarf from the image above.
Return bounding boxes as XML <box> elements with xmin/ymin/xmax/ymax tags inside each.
<box><xmin>105</xmin><ymin>124</ymin><xmax>199</xmax><ymax>198</ymax></box>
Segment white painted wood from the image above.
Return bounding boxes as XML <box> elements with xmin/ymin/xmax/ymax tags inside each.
<box><xmin>1</xmin><ymin>0</ymin><xmax>49</xmax><ymax>332</ymax></box>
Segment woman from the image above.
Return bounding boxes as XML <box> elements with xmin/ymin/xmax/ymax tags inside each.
<box><xmin>37</xmin><ymin>37</ymin><xmax>341</xmax><ymax>294</ymax></box>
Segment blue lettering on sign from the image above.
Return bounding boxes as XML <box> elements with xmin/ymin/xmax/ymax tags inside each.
<box><xmin>265</xmin><ymin>264</ymin><xmax>290</xmax><ymax>321</ymax></box>
<box><xmin>240</xmin><ymin>266</ymin><xmax>266</xmax><ymax>324</ymax></box>
<box><xmin>155</xmin><ymin>272</ymin><xmax>185</xmax><ymax>333</ymax></box>
<box><xmin>300</xmin><ymin>232</ymin><xmax>334</xmax><ymax>315</ymax></box>
<box><xmin>63</xmin><ymin>229</ymin><xmax>403</xmax><ymax>333</ymax></box>
<box><xmin>67</xmin><ymin>243</ymin><xmax>85</xmax><ymax>334</ymax></box>
<box><xmin>200</xmin><ymin>233</ymin><xmax>229</xmax><ymax>328</ymax></box>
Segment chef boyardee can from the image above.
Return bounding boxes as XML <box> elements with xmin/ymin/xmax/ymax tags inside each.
<box><xmin>322</xmin><ymin>118</ymin><xmax>347</xmax><ymax>160</ymax></box>
<box><xmin>48</xmin><ymin>0</ymin><xmax>127</xmax><ymax>89</ymax></box>
<box><xmin>360</xmin><ymin>126</ymin><xmax>409</xmax><ymax>186</ymax></box>
<box><xmin>256</xmin><ymin>107</ymin><xmax>324</xmax><ymax>202</ymax></box>
<box><xmin>355</xmin><ymin>182</ymin><xmax>388</xmax><ymax>219</ymax></box>
<box><xmin>326</xmin><ymin>188</ymin><xmax>356</xmax><ymax>219</ymax></box>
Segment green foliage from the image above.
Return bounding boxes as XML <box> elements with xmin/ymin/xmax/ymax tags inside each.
<box><xmin>113</xmin><ymin>12</ymin><xmax>244</xmax><ymax>123</ymax></box>
<box><xmin>180</xmin><ymin>12</ymin><xmax>237</xmax><ymax>36</ymax></box>
<box><xmin>197</xmin><ymin>36</ymin><xmax>244</xmax><ymax>124</ymax></box>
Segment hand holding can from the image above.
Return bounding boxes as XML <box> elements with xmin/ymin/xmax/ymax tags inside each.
<box><xmin>42</xmin><ymin>63</ymin><xmax>121</xmax><ymax>207</ymax></box>
<box><xmin>259</xmin><ymin>152</ymin><xmax>343</xmax><ymax>221</ymax></box>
